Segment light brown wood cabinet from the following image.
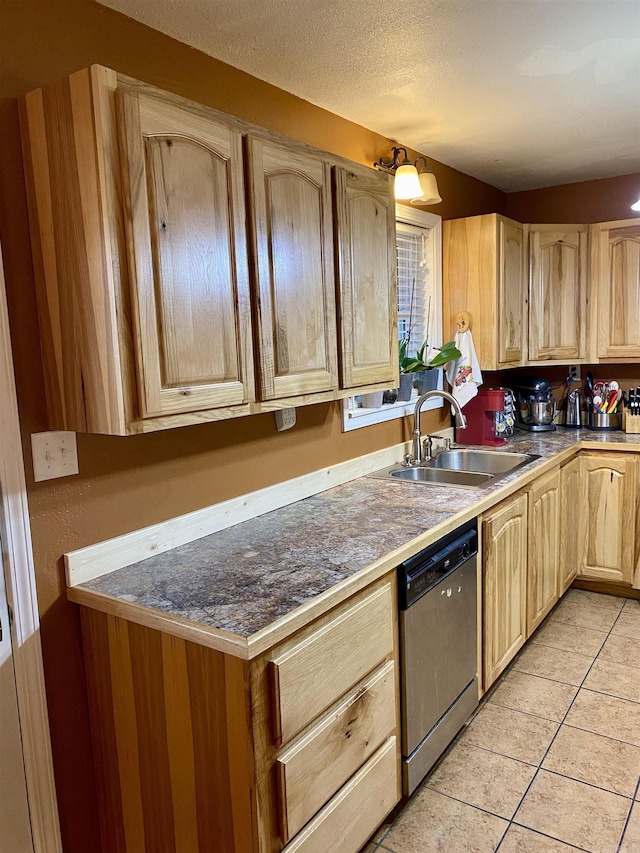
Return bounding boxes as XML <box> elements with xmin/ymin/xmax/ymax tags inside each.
<box><xmin>527</xmin><ymin>225</ymin><xmax>589</xmax><ymax>362</ymax></box>
<box><xmin>578</xmin><ymin>452</ymin><xmax>637</xmax><ymax>586</ymax></box>
<box><xmin>333</xmin><ymin>165</ymin><xmax>398</xmax><ymax>390</ymax></box>
<box><xmin>482</xmin><ymin>492</ymin><xmax>528</xmax><ymax>687</ymax></box>
<box><xmin>559</xmin><ymin>456</ymin><xmax>582</xmax><ymax>595</ymax></box>
<box><xmin>526</xmin><ymin>468</ymin><xmax>560</xmax><ymax>634</ymax></box>
<box><xmin>78</xmin><ymin>576</ymin><xmax>400</xmax><ymax>853</ymax></box>
<box><xmin>20</xmin><ymin>65</ymin><xmax>396</xmax><ymax>434</ymax></box>
<box><xmin>591</xmin><ymin>218</ymin><xmax>640</xmax><ymax>361</ymax></box>
<box><xmin>443</xmin><ymin>213</ymin><xmax>525</xmax><ymax>370</ymax></box>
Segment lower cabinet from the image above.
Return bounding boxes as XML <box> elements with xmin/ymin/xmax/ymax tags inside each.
<box><xmin>559</xmin><ymin>455</ymin><xmax>582</xmax><ymax>593</ymax></box>
<box><xmin>79</xmin><ymin>575</ymin><xmax>400</xmax><ymax>853</ymax></box>
<box><xmin>482</xmin><ymin>468</ymin><xmax>561</xmax><ymax>690</ymax></box>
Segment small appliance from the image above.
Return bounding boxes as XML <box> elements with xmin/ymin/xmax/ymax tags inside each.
<box><xmin>563</xmin><ymin>388</ymin><xmax>582</xmax><ymax>428</ymax></box>
<box><xmin>512</xmin><ymin>377</ymin><xmax>557</xmax><ymax>432</ymax></box>
<box><xmin>456</xmin><ymin>388</ymin><xmax>508</xmax><ymax>446</ymax></box>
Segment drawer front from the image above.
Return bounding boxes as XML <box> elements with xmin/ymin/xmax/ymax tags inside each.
<box><xmin>282</xmin><ymin>737</ymin><xmax>398</xmax><ymax>853</ymax></box>
<box><xmin>278</xmin><ymin>661</ymin><xmax>396</xmax><ymax>842</ymax></box>
<box><xmin>270</xmin><ymin>582</ymin><xmax>394</xmax><ymax>743</ymax></box>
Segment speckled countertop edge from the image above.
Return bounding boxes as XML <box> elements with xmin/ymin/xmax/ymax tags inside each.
<box><xmin>75</xmin><ymin>430</ymin><xmax>640</xmax><ymax>656</ymax></box>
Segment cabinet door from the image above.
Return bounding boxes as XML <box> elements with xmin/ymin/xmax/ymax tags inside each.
<box><xmin>527</xmin><ymin>469</ymin><xmax>560</xmax><ymax>634</ymax></box>
<box><xmin>580</xmin><ymin>453</ymin><xmax>637</xmax><ymax>584</ymax></box>
<box><xmin>483</xmin><ymin>493</ymin><xmax>528</xmax><ymax>688</ymax></box>
<box><xmin>559</xmin><ymin>456</ymin><xmax>584</xmax><ymax>595</ymax></box>
<box><xmin>528</xmin><ymin>226</ymin><xmax>588</xmax><ymax>361</ymax></box>
<box><xmin>498</xmin><ymin>218</ymin><xmax>525</xmax><ymax>365</ymax></box>
<box><xmin>248</xmin><ymin>138</ymin><xmax>338</xmax><ymax>400</ymax></box>
<box><xmin>333</xmin><ymin>166</ymin><xmax>397</xmax><ymax>389</ymax></box>
<box><xmin>118</xmin><ymin>91</ymin><xmax>255</xmax><ymax>418</ymax></box>
<box><xmin>593</xmin><ymin>220</ymin><xmax>640</xmax><ymax>359</ymax></box>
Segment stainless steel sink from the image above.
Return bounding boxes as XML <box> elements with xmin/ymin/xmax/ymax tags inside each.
<box><xmin>369</xmin><ymin>448</ymin><xmax>539</xmax><ymax>489</ymax></box>
<box><xmin>429</xmin><ymin>449</ymin><xmax>534</xmax><ymax>475</ymax></box>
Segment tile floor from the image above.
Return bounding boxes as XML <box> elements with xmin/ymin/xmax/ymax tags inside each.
<box><xmin>369</xmin><ymin>589</ymin><xmax>640</xmax><ymax>853</ymax></box>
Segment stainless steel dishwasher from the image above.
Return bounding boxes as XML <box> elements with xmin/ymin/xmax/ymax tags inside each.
<box><xmin>398</xmin><ymin>519</ymin><xmax>479</xmax><ymax>795</ymax></box>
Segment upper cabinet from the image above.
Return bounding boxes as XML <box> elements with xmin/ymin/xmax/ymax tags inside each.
<box><xmin>443</xmin><ymin>214</ymin><xmax>525</xmax><ymax>370</ymax></box>
<box><xmin>332</xmin><ymin>166</ymin><xmax>397</xmax><ymax>390</ymax></box>
<box><xmin>247</xmin><ymin>138</ymin><xmax>338</xmax><ymax>400</ymax></box>
<box><xmin>527</xmin><ymin>225</ymin><xmax>588</xmax><ymax>362</ymax></box>
<box><xmin>591</xmin><ymin>219</ymin><xmax>640</xmax><ymax>361</ymax></box>
<box><xmin>20</xmin><ymin>66</ymin><xmax>396</xmax><ymax>434</ymax></box>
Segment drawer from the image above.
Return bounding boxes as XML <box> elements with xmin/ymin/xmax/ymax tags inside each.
<box><xmin>270</xmin><ymin>582</ymin><xmax>394</xmax><ymax>743</ymax></box>
<box><xmin>282</xmin><ymin>736</ymin><xmax>398</xmax><ymax>853</ymax></box>
<box><xmin>277</xmin><ymin>660</ymin><xmax>396</xmax><ymax>843</ymax></box>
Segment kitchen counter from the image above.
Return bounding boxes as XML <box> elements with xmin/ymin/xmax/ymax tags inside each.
<box><xmin>69</xmin><ymin>429</ymin><xmax>640</xmax><ymax>658</ymax></box>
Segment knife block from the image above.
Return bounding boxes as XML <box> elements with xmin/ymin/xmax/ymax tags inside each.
<box><xmin>622</xmin><ymin>405</ymin><xmax>640</xmax><ymax>434</ymax></box>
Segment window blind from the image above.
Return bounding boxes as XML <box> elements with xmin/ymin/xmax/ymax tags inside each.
<box><xmin>396</xmin><ymin>221</ymin><xmax>432</xmax><ymax>357</ymax></box>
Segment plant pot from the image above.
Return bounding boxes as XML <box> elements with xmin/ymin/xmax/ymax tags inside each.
<box><xmin>413</xmin><ymin>369</ymin><xmax>439</xmax><ymax>396</ymax></box>
<box><xmin>360</xmin><ymin>390</ymin><xmax>384</xmax><ymax>408</ymax></box>
<box><xmin>396</xmin><ymin>373</ymin><xmax>414</xmax><ymax>402</ymax></box>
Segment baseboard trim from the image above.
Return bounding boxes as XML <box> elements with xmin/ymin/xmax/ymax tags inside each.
<box><xmin>571</xmin><ymin>578</ymin><xmax>640</xmax><ymax>600</ymax></box>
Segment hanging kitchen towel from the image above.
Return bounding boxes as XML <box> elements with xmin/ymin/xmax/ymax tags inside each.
<box><xmin>445</xmin><ymin>329</ymin><xmax>483</xmax><ymax>407</ymax></box>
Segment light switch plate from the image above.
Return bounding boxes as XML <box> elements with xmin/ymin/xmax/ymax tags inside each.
<box><xmin>31</xmin><ymin>431</ymin><xmax>79</xmax><ymax>482</ymax></box>
<box><xmin>274</xmin><ymin>408</ymin><xmax>296</xmax><ymax>431</ymax></box>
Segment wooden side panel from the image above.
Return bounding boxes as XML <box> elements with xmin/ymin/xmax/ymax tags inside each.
<box><xmin>498</xmin><ymin>217</ymin><xmax>525</xmax><ymax>365</ymax></box>
<box><xmin>559</xmin><ymin>456</ymin><xmax>584</xmax><ymax>595</ymax></box>
<box><xmin>528</xmin><ymin>225</ymin><xmax>588</xmax><ymax>361</ymax></box>
<box><xmin>483</xmin><ymin>494</ymin><xmax>528</xmax><ymax>688</ymax></box>
<box><xmin>580</xmin><ymin>453</ymin><xmax>637</xmax><ymax>584</ymax></box>
<box><xmin>594</xmin><ymin>220</ymin><xmax>640</xmax><ymax>359</ymax></box>
<box><xmin>248</xmin><ymin>137</ymin><xmax>338</xmax><ymax>400</ymax></box>
<box><xmin>282</xmin><ymin>737</ymin><xmax>398</xmax><ymax>853</ymax></box>
<box><xmin>80</xmin><ymin>609</ymin><xmax>257</xmax><ymax>853</ymax></box>
<box><xmin>277</xmin><ymin>661</ymin><xmax>395</xmax><ymax>842</ymax></box>
<box><xmin>20</xmin><ymin>67</ymin><xmax>128</xmax><ymax>434</ymax></box>
<box><xmin>527</xmin><ymin>469</ymin><xmax>560</xmax><ymax>634</ymax></box>
<box><xmin>118</xmin><ymin>90</ymin><xmax>255</xmax><ymax>417</ymax></box>
<box><xmin>333</xmin><ymin>166</ymin><xmax>397</xmax><ymax>389</ymax></box>
<box><xmin>270</xmin><ymin>582</ymin><xmax>394</xmax><ymax>744</ymax></box>
<box><xmin>443</xmin><ymin>214</ymin><xmax>500</xmax><ymax>369</ymax></box>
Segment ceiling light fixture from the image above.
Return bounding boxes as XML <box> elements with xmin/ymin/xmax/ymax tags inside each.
<box><xmin>410</xmin><ymin>157</ymin><xmax>442</xmax><ymax>206</ymax></box>
<box><xmin>631</xmin><ymin>197</ymin><xmax>640</xmax><ymax>211</ymax></box>
<box><xmin>374</xmin><ymin>146</ymin><xmax>427</xmax><ymax>201</ymax></box>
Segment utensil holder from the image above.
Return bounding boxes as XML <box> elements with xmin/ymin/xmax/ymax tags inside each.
<box><xmin>622</xmin><ymin>405</ymin><xmax>640</xmax><ymax>434</ymax></box>
<box><xmin>588</xmin><ymin>411</ymin><xmax>621</xmax><ymax>431</ymax></box>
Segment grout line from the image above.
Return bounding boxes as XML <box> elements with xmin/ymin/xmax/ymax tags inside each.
<box><xmin>540</xmin><ymin>766</ymin><xmax>634</xmax><ymax>801</ymax></box>
<box><xmin>497</xmin><ymin>823</ymin><xmax>591</xmax><ymax>852</ymax></box>
<box><xmin>616</xmin><ymin>777</ymin><xmax>640</xmax><ymax>853</ymax></box>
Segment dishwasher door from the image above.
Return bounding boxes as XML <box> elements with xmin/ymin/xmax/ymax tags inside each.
<box><xmin>400</xmin><ymin>554</ymin><xmax>478</xmax><ymax>759</ymax></box>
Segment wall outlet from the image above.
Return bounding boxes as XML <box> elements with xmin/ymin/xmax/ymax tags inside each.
<box><xmin>274</xmin><ymin>408</ymin><xmax>296</xmax><ymax>432</ymax></box>
<box><xmin>569</xmin><ymin>365</ymin><xmax>581</xmax><ymax>380</ymax></box>
<box><xmin>31</xmin><ymin>431</ymin><xmax>79</xmax><ymax>482</ymax></box>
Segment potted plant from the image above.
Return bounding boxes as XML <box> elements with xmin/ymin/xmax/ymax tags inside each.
<box><xmin>399</xmin><ymin>337</ymin><xmax>462</xmax><ymax>398</ymax></box>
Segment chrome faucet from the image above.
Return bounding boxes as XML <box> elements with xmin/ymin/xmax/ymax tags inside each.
<box><xmin>411</xmin><ymin>390</ymin><xmax>467</xmax><ymax>464</ymax></box>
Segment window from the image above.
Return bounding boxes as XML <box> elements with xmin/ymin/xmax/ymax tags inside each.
<box><xmin>342</xmin><ymin>206</ymin><xmax>444</xmax><ymax>431</ymax></box>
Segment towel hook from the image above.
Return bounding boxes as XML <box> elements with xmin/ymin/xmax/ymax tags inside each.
<box><xmin>455</xmin><ymin>311</ymin><xmax>472</xmax><ymax>332</ymax></box>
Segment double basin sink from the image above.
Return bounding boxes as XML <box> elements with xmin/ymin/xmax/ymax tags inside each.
<box><xmin>369</xmin><ymin>448</ymin><xmax>540</xmax><ymax>490</ymax></box>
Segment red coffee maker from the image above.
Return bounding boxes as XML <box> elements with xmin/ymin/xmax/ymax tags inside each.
<box><xmin>457</xmin><ymin>388</ymin><xmax>508</xmax><ymax>447</ymax></box>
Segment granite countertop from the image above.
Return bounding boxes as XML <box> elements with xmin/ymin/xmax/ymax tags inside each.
<box><xmin>77</xmin><ymin>428</ymin><xmax>640</xmax><ymax>653</ymax></box>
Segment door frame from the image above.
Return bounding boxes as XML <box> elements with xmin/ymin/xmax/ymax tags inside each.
<box><xmin>0</xmin><ymin>241</ymin><xmax>62</xmax><ymax>851</ymax></box>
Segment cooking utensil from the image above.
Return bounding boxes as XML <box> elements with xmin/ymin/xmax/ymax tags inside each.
<box><xmin>585</xmin><ymin>371</ymin><xmax>594</xmax><ymax>397</ymax></box>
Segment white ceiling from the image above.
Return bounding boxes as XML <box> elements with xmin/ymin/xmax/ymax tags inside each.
<box><xmin>97</xmin><ymin>0</ymin><xmax>640</xmax><ymax>192</ymax></box>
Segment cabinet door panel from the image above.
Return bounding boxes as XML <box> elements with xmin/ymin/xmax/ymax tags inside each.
<box><xmin>580</xmin><ymin>454</ymin><xmax>637</xmax><ymax>584</ymax></box>
<box><xmin>498</xmin><ymin>218</ymin><xmax>525</xmax><ymax>365</ymax></box>
<box><xmin>529</xmin><ymin>227</ymin><xmax>587</xmax><ymax>361</ymax></box>
<box><xmin>559</xmin><ymin>457</ymin><xmax>583</xmax><ymax>595</ymax></box>
<box><xmin>483</xmin><ymin>494</ymin><xmax>528</xmax><ymax>688</ymax></box>
<box><xmin>118</xmin><ymin>92</ymin><xmax>254</xmax><ymax>417</ymax></box>
<box><xmin>527</xmin><ymin>469</ymin><xmax>560</xmax><ymax>633</ymax></box>
<box><xmin>594</xmin><ymin>221</ymin><xmax>640</xmax><ymax>358</ymax></box>
<box><xmin>333</xmin><ymin>167</ymin><xmax>397</xmax><ymax>388</ymax></box>
<box><xmin>249</xmin><ymin>139</ymin><xmax>338</xmax><ymax>400</ymax></box>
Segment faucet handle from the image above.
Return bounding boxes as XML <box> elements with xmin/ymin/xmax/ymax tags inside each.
<box><xmin>443</xmin><ymin>437</ymin><xmax>452</xmax><ymax>451</ymax></box>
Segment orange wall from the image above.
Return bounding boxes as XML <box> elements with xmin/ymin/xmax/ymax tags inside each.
<box><xmin>507</xmin><ymin>173</ymin><xmax>640</xmax><ymax>223</ymax></box>
<box><xmin>0</xmin><ymin>1</ymin><xmax>506</xmax><ymax>849</ymax></box>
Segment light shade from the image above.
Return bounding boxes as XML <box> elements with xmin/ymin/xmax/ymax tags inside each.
<box><xmin>394</xmin><ymin>163</ymin><xmax>423</xmax><ymax>200</ymax></box>
<box><xmin>410</xmin><ymin>167</ymin><xmax>442</xmax><ymax>206</ymax></box>
<box><xmin>632</xmin><ymin>197</ymin><xmax>640</xmax><ymax>211</ymax></box>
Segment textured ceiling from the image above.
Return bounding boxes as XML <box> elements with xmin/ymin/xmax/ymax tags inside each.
<box><xmin>96</xmin><ymin>0</ymin><xmax>640</xmax><ymax>192</ymax></box>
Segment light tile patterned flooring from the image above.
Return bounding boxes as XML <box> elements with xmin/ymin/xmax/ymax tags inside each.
<box><xmin>368</xmin><ymin>589</ymin><xmax>640</xmax><ymax>853</ymax></box>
